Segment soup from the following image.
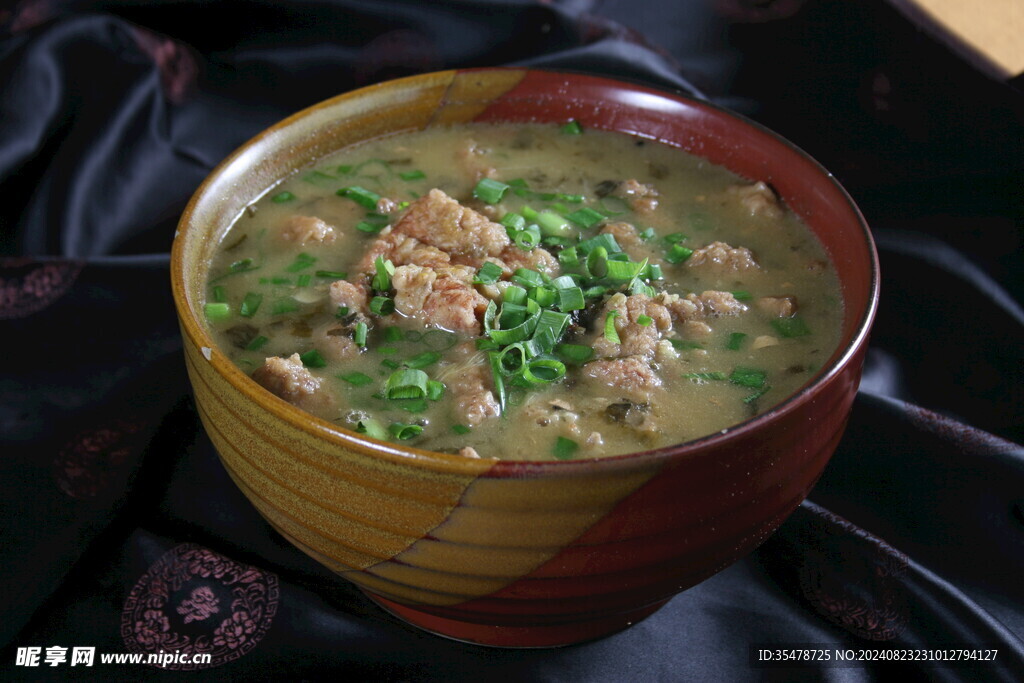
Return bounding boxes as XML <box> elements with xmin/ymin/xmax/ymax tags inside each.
<box><xmin>203</xmin><ymin>123</ymin><xmax>843</xmax><ymax>460</ymax></box>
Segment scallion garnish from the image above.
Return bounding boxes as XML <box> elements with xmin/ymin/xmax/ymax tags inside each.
<box><xmin>271</xmin><ymin>298</ymin><xmax>299</xmax><ymax>315</ymax></box>
<box><xmin>335</xmin><ymin>305</ymin><xmax>350</xmax><ymax>318</ymax></box>
<box><xmin>245</xmin><ymin>335</ymin><xmax>269</xmax><ymax>351</ymax></box>
<box><xmin>383</xmin><ymin>326</ymin><xmax>404</xmax><ymax>343</ymax></box>
<box><xmin>303</xmin><ymin>170</ymin><xmax>336</xmax><ymax>185</ymax></box>
<box><xmin>472</xmin><ymin>178</ymin><xmax>510</xmax><ymax>204</ymax></box>
<box><xmin>355</xmin><ymin>418</ymin><xmax>389</xmax><ymax>441</ymax></box>
<box><xmin>212</xmin><ymin>286</ymin><xmax>227</xmax><ymax>303</ymax></box>
<box><xmin>356</xmin><ymin>220</ymin><xmax>386</xmax><ymax>234</ymax></box>
<box><xmin>452</xmin><ymin>424</ymin><xmax>471</xmax><ymax>435</ymax></box>
<box><xmin>371</xmin><ymin>256</ymin><xmax>395</xmax><ymax>292</ymax></box>
<box><xmin>474</xmin><ymin>261</ymin><xmax>504</xmax><ymax>285</ymax></box>
<box><xmin>370</xmin><ymin>296</ymin><xmax>395</xmax><ymax>316</ymax></box>
<box><xmin>604</xmin><ymin>310</ymin><xmax>621</xmax><ymax>344</ymax></box>
<box><xmin>503</xmin><ymin>285</ymin><xmax>528</xmax><ymax>306</ymax></box>
<box><xmin>271</xmin><ymin>191</ymin><xmax>296</xmax><ymax>203</ymax></box>
<box><xmin>230</xmin><ymin>258</ymin><xmax>254</xmax><ymax>272</ymax></box>
<box><xmin>399</xmin><ymin>170</ymin><xmax>426</xmax><ymax>181</ymax></box>
<box><xmin>587</xmin><ymin>246</ymin><xmax>609</xmax><ymax>278</ymax></box>
<box><xmin>426</xmin><ymin>380</ymin><xmax>445</xmax><ymax>401</ymax></box>
<box><xmin>500</xmin><ymin>212</ymin><xmax>526</xmax><ymax>231</ymax></box>
<box><xmin>669</xmin><ymin>339</ymin><xmax>703</xmax><ymax>350</ymax></box>
<box><xmin>338</xmin><ymin>185</ymin><xmax>382</xmax><ymax>210</ymax></box>
<box><xmin>488</xmin><ymin>352</ymin><xmax>507</xmax><ymax>411</ymax></box>
<box><xmin>553</xmin><ymin>436</ymin><xmax>579</xmax><ymax>460</ymax></box>
<box><xmin>296</xmin><ymin>274</ymin><xmax>312</xmax><ymax>287</ymax></box>
<box><xmin>729</xmin><ymin>367</ymin><xmax>767</xmax><ymax>389</ymax></box>
<box><xmin>285</xmin><ymin>252</ymin><xmax>318</xmax><ymax>272</ymax></box>
<box><xmin>731</xmin><ymin>290</ymin><xmax>753</xmax><ymax>301</ymax></box>
<box><xmin>385</xmin><ymin>369</ymin><xmax>429</xmax><ymax>399</ymax></box>
<box><xmin>560</xmin><ymin>120</ymin><xmax>583</xmax><ymax>135</ymax></box>
<box><xmin>638</xmin><ymin>227</ymin><xmax>656</xmax><ymax>241</ymax></box>
<box><xmin>771</xmin><ymin>316</ymin><xmax>811</xmax><ymax>338</ymax></box>
<box><xmin>565</xmin><ymin>207</ymin><xmax>605</xmax><ymax>229</ymax></box>
<box><xmin>339</xmin><ymin>371</ymin><xmax>373</xmax><ymax>386</ymax></box>
<box><xmin>299</xmin><ymin>349</ymin><xmax>327</xmax><ymax>368</ymax></box>
<box><xmin>725</xmin><ymin>332</ymin><xmax>747</xmax><ymax>351</ymax></box>
<box><xmin>316</xmin><ymin>270</ymin><xmax>347</xmax><ymax>279</ymax></box>
<box><xmin>665</xmin><ymin>244</ymin><xmax>694</xmax><ymax>264</ymax></box>
<box><xmin>637</xmin><ymin>314</ymin><xmax>653</xmax><ymax>327</ymax></box>
<box><xmin>514</xmin><ymin>228</ymin><xmax>541</xmax><ymax>250</ymax></box>
<box><xmin>554</xmin><ymin>343</ymin><xmax>593</xmax><ymax>365</ymax></box>
<box><xmin>388</xmin><ymin>422</ymin><xmax>423</xmax><ymax>440</ymax></box>
<box><xmin>204</xmin><ymin>302</ymin><xmax>231</xmax><ymax>321</ymax></box>
<box><xmin>558</xmin><ymin>246</ymin><xmax>580</xmax><ymax>267</ymax></box>
<box><xmin>536</xmin><ymin>211</ymin><xmax>572</xmax><ymax>236</ymax></box>
<box><xmin>353</xmin><ymin>321</ymin><xmax>368</xmax><ymax>347</ymax></box>
<box><xmin>240</xmin><ymin>292</ymin><xmax>263</xmax><ymax>318</ymax></box>
<box><xmin>405</xmin><ymin>351</ymin><xmax>441</xmax><ymax>369</ymax></box>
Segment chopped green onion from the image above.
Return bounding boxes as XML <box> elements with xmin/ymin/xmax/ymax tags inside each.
<box><xmin>662</xmin><ymin>232</ymin><xmax>687</xmax><ymax>246</ymax></box>
<box><xmin>474</xmin><ymin>261</ymin><xmax>504</xmax><ymax>284</ymax></box>
<box><xmin>355</xmin><ymin>418</ymin><xmax>389</xmax><ymax>441</ymax></box>
<box><xmin>587</xmin><ymin>246</ymin><xmax>609</xmax><ymax>278</ymax></box>
<box><xmin>583</xmin><ymin>285</ymin><xmax>608</xmax><ymax>299</ymax></box>
<box><xmin>522</xmin><ymin>356</ymin><xmax>566</xmax><ymax>383</ymax></box>
<box><xmin>503</xmin><ymin>285</ymin><xmax>528</xmax><ymax>306</ymax></box>
<box><xmin>645</xmin><ymin>264</ymin><xmax>664</xmax><ymax>280</ymax></box>
<box><xmin>336</xmin><ymin>164</ymin><xmax>353</xmax><ymax>175</ymax></box>
<box><xmin>730</xmin><ymin>366</ymin><xmax>767</xmax><ymax>389</ymax></box>
<box><xmin>240</xmin><ymin>292</ymin><xmax>263</xmax><ymax>318</ymax></box>
<box><xmin>565</xmin><ymin>207</ymin><xmax>605</xmax><ymax>229</ymax></box>
<box><xmin>338</xmin><ymin>186</ymin><xmax>382</xmax><ymax>210</ymax></box>
<box><xmin>472</xmin><ymin>178</ymin><xmax>510</xmax><ymax>204</ymax></box>
<box><xmin>669</xmin><ymin>339</ymin><xmax>703</xmax><ymax>350</ymax></box>
<box><xmin>555</xmin><ymin>343</ymin><xmax>593</xmax><ymax>365</ymax></box>
<box><xmin>212</xmin><ymin>286</ymin><xmax>227</xmax><ymax>303</ymax></box>
<box><xmin>354</xmin><ymin>321</ymin><xmax>368</xmax><ymax>347</ymax></box>
<box><xmin>743</xmin><ymin>384</ymin><xmax>772</xmax><ymax>404</ymax></box>
<box><xmin>316</xmin><ymin>270</ymin><xmax>347</xmax><ymax>279</ymax></box>
<box><xmin>204</xmin><ymin>302</ymin><xmax>231</xmax><ymax>321</ymax></box>
<box><xmin>638</xmin><ymin>227</ymin><xmax>656</xmax><ymax>241</ymax></box>
<box><xmin>488</xmin><ymin>352</ymin><xmax>507</xmax><ymax>411</ymax></box>
<box><xmin>771</xmin><ymin>316</ymin><xmax>811</xmax><ymax>338</ymax></box>
<box><xmin>604</xmin><ymin>310</ymin><xmax>621</xmax><ymax>344</ymax></box>
<box><xmin>335</xmin><ymin>305</ymin><xmax>350</xmax><ymax>318</ymax></box>
<box><xmin>370</xmin><ymin>296</ymin><xmax>395</xmax><ymax>316</ymax></box>
<box><xmin>356</xmin><ymin>220</ymin><xmax>386</xmax><ymax>234</ymax></box>
<box><xmin>605</xmin><ymin>259</ymin><xmax>645</xmax><ymax>281</ymax></box>
<box><xmin>388</xmin><ymin>422</ymin><xmax>423</xmax><ymax>440</ymax></box>
<box><xmin>303</xmin><ymin>170</ymin><xmax>336</xmax><ymax>185</ymax></box>
<box><xmin>378</xmin><ymin>346</ymin><xmax>399</xmax><ymax>355</ymax></box>
<box><xmin>511</xmin><ymin>268</ymin><xmax>546</xmax><ymax>289</ymax></box>
<box><xmin>452</xmin><ymin>424</ymin><xmax>471</xmax><ymax>435</ymax></box>
<box><xmin>556</xmin><ymin>286</ymin><xmax>585</xmax><ymax>312</ymax></box>
<box><xmin>577</xmin><ymin>233</ymin><xmax>621</xmax><ymax>255</ymax></box>
<box><xmin>725</xmin><ymin>332</ymin><xmax>747</xmax><ymax>350</ymax></box>
<box><xmin>299</xmin><ymin>349</ymin><xmax>327</xmax><ymax>368</ymax></box>
<box><xmin>339</xmin><ymin>371</ymin><xmax>373</xmax><ymax>386</ymax></box>
<box><xmin>665</xmin><ymin>244</ymin><xmax>693</xmax><ymax>264</ymax></box>
<box><xmin>405</xmin><ymin>351</ymin><xmax>441</xmax><ymax>369</ymax></box>
<box><xmin>285</xmin><ymin>253</ymin><xmax>318</xmax><ymax>272</ymax></box>
<box><xmin>404</xmin><ymin>330</ymin><xmax>423</xmax><ymax>342</ymax></box>
<box><xmin>245</xmin><ymin>335</ymin><xmax>269</xmax><ymax>351</ymax></box>
<box><xmin>561</xmin><ymin>120</ymin><xmax>583</xmax><ymax>135</ymax></box>
<box><xmin>271</xmin><ymin>298</ymin><xmax>299</xmax><ymax>315</ymax></box>
<box><xmin>423</xmin><ymin>329</ymin><xmax>458</xmax><ymax>350</ymax></box>
<box><xmin>383</xmin><ymin>326</ymin><xmax>404</xmax><ymax>343</ymax></box>
<box><xmin>683</xmin><ymin>372</ymin><xmax>728</xmax><ymax>381</ymax></box>
<box><xmin>559</xmin><ymin>246</ymin><xmax>580</xmax><ymax>267</ymax></box>
<box><xmin>399</xmin><ymin>170</ymin><xmax>426</xmax><ymax>181</ymax></box>
<box><xmin>637</xmin><ymin>314</ymin><xmax>653</xmax><ymax>327</ymax></box>
<box><xmin>385</xmin><ymin>369</ymin><xmax>429</xmax><ymax>399</ymax></box>
<box><xmin>381</xmin><ymin>359</ymin><xmax>401</xmax><ymax>370</ymax></box>
<box><xmin>731</xmin><ymin>290</ymin><xmax>753</xmax><ymax>301</ymax></box>
<box><xmin>553</xmin><ymin>436</ymin><xmax>579</xmax><ymax>460</ymax></box>
<box><xmin>500</xmin><ymin>212</ymin><xmax>526</xmax><ymax>231</ymax></box>
<box><xmin>271</xmin><ymin>191</ymin><xmax>296</xmax><ymax>203</ymax></box>
<box><xmin>296</xmin><ymin>274</ymin><xmax>312</xmax><ymax>287</ymax></box>
<box><xmin>514</xmin><ymin>228</ymin><xmax>541</xmax><ymax>250</ymax></box>
<box><xmin>536</xmin><ymin>211</ymin><xmax>572</xmax><ymax>236</ymax></box>
<box><xmin>530</xmin><ymin>286</ymin><xmax>557</xmax><ymax>308</ymax></box>
<box><xmin>230</xmin><ymin>258</ymin><xmax>254</xmax><ymax>272</ymax></box>
<box><xmin>372</xmin><ymin>256</ymin><xmax>395</xmax><ymax>291</ymax></box>
<box><xmin>426</xmin><ymin>380</ymin><xmax>445</xmax><ymax>401</ymax></box>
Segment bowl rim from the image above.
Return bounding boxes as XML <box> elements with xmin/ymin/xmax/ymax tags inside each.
<box><xmin>171</xmin><ymin>66</ymin><xmax>880</xmax><ymax>474</ymax></box>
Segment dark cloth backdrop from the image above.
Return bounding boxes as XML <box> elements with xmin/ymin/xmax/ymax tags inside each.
<box><xmin>1</xmin><ymin>0</ymin><xmax>1021</xmax><ymax>680</ymax></box>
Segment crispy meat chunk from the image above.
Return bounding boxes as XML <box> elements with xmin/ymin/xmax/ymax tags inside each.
<box><xmin>437</xmin><ymin>344</ymin><xmax>501</xmax><ymax>427</ymax></box>
<box><xmin>390</xmin><ymin>189</ymin><xmax>510</xmax><ymax>261</ymax></box>
<box><xmin>686</xmin><ymin>241</ymin><xmax>759</xmax><ymax>272</ymax></box>
<box><xmin>390</xmin><ymin>264</ymin><xmax>488</xmax><ymax>334</ymax></box>
<box><xmin>252</xmin><ymin>353</ymin><xmax>331</xmax><ymax>413</ymax></box>
<box><xmin>279</xmin><ymin>215</ymin><xmax>337</xmax><ymax>245</ymax></box>
<box><xmin>328</xmin><ymin>280</ymin><xmax>370</xmax><ymax>315</ymax></box>
<box><xmin>581</xmin><ymin>355</ymin><xmax>663</xmax><ymax>402</ymax></box>
<box><xmin>485</xmin><ymin>244</ymin><xmax>561</xmax><ymax>277</ymax></box>
<box><xmin>756</xmin><ymin>296</ymin><xmax>797</xmax><ymax>318</ymax></box>
<box><xmin>728</xmin><ymin>181</ymin><xmax>782</xmax><ymax>218</ymax></box>
<box><xmin>591</xmin><ymin>293</ymin><xmax>673</xmax><ymax>359</ymax></box>
<box><xmin>610</xmin><ymin>179</ymin><xmax>659</xmax><ymax>215</ymax></box>
<box><xmin>356</xmin><ymin>229</ymin><xmax>452</xmax><ymax>273</ymax></box>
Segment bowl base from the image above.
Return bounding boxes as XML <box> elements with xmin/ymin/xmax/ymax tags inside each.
<box><xmin>363</xmin><ymin>591</ymin><xmax>670</xmax><ymax>648</ymax></box>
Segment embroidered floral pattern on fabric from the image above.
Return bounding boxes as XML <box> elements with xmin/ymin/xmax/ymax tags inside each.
<box><xmin>52</xmin><ymin>419</ymin><xmax>143</xmax><ymax>502</ymax></box>
<box><xmin>0</xmin><ymin>259</ymin><xmax>82</xmax><ymax>320</ymax></box>
<box><xmin>797</xmin><ymin>507</ymin><xmax>910</xmax><ymax>641</ymax></box>
<box><xmin>121</xmin><ymin>544</ymin><xmax>279</xmax><ymax>670</ymax></box>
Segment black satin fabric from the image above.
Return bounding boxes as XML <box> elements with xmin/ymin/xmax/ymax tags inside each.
<box><xmin>1</xmin><ymin>0</ymin><xmax>1021</xmax><ymax>680</ymax></box>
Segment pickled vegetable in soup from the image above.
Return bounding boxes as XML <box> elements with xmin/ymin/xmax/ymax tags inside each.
<box><xmin>204</xmin><ymin>123</ymin><xmax>843</xmax><ymax>460</ymax></box>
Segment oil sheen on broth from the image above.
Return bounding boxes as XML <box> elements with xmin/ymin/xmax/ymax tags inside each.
<box><xmin>204</xmin><ymin>123</ymin><xmax>843</xmax><ymax>461</ymax></box>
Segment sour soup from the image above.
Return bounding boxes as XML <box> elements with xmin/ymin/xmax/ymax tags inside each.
<box><xmin>204</xmin><ymin>123</ymin><xmax>843</xmax><ymax>460</ymax></box>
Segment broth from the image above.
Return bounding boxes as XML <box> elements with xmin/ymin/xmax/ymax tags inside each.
<box><xmin>204</xmin><ymin>123</ymin><xmax>843</xmax><ymax>460</ymax></box>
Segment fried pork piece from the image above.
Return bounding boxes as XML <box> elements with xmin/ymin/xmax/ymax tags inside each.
<box><xmin>279</xmin><ymin>215</ymin><xmax>337</xmax><ymax>245</ymax></box>
<box><xmin>252</xmin><ymin>353</ymin><xmax>332</xmax><ymax>413</ymax></box>
<box><xmin>686</xmin><ymin>241</ymin><xmax>759</xmax><ymax>272</ymax></box>
<box><xmin>657</xmin><ymin>290</ymin><xmax>748</xmax><ymax>322</ymax></box>
<box><xmin>581</xmin><ymin>355</ymin><xmax>663</xmax><ymax>402</ymax></box>
<box><xmin>484</xmin><ymin>244</ymin><xmax>561</xmax><ymax>276</ymax></box>
<box><xmin>356</xmin><ymin>229</ymin><xmax>452</xmax><ymax>273</ymax></box>
<box><xmin>591</xmin><ymin>293</ymin><xmax>673</xmax><ymax>359</ymax></box>
<box><xmin>603</xmin><ymin>179</ymin><xmax>659</xmax><ymax>215</ymax></box>
<box><xmin>390</xmin><ymin>264</ymin><xmax>488</xmax><ymax>334</ymax></box>
<box><xmin>456</xmin><ymin>139</ymin><xmax>498</xmax><ymax>182</ymax></box>
<box><xmin>727</xmin><ymin>181</ymin><xmax>782</xmax><ymax>218</ymax></box>
<box><xmin>437</xmin><ymin>344</ymin><xmax>500</xmax><ymax>427</ymax></box>
<box><xmin>392</xmin><ymin>188</ymin><xmax>510</xmax><ymax>261</ymax></box>
<box><xmin>756</xmin><ymin>296</ymin><xmax>797</xmax><ymax>318</ymax></box>
<box><xmin>328</xmin><ymin>280</ymin><xmax>370</xmax><ymax>315</ymax></box>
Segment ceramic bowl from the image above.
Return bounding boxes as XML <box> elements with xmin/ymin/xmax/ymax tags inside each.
<box><xmin>171</xmin><ymin>68</ymin><xmax>879</xmax><ymax>647</ymax></box>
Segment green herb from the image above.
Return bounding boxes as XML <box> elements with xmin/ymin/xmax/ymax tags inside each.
<box><xmin>384</xmin><ymin>369</ymin><xmax>429</xmax><ymax>399</ymax></box>
<box><xmin>452</xmin><ymin>424</ymin><xmax>471</xmax><ymax>435</ymax></box>
<box><xmin>399</xmin><ymin>170</ymin><xmax>426</xmax><ymax>181</ymax></box>
<box><xmin>730</xmin><ymin>366</ymin><xmax>767</xmax><ymax>389</ymax></box>
<box><xmin>558</xmin><ymin>246</ymin><xmax>579</xmax><ymax>267</ymax></box>
<box><xmin>561</xmin><ymin>120</ymin><xmax>583</xmax><ymax>135</ymax></box>
<box><xmin>500</xmin><ymin>212</ymin><xmax>526</xmax><ymax>231</ymax></box>
<box><xmin>337</xmin><ymin>185</ymin><xmax>382</xmax><ymax>210</ymax></box>
<box><xmin>665</xmin><ymin>244</ymin><xmax>694</xmax><ymax>264</ymax></box>
<box><xmin>474</xmin><ymin>261</ymin><xmax>504</xmax><ymax>285</ymax></box>
<box><xmin>771</xmin><ymin>316</ymin><xmax>811</xmax><ymax>338</ymax></box>
<box><xmin>271</xmin><ymin>299</ymin><xmax>299</xmax><ymax>315</ymax></box>
<box><xmin>731</xmin><ymin>290</ymin><xmax>753</xmax><ymax>301</ymax></box>
<box><xmin>339</xmin><ymin>371</ymin><xmax>373</xmax><ymax>386</ymax></box>
<box><xmin>204</xmin><ymin>302</ymin><xmax>231</xmax><ymax>321</ymax></box>
<box><xmin>370</xmin><ymin>296</ymin><xmax>395</xmax><ymax>316</ymax></box>
<box><xmin>565</xmin><ymin>207</ymin><xmax>605</xmax><ymax>229</ymax></box>
<box><xmin>743</xmin><ymin>384</ymin><xmax>772</xmax><ymax>404</ymax></box>
<box><xmin>303</xmin><ymin>170</ymin><xmax>336</xmax><ymax>185</ymax></box>
<box><xmin>316</xmin><ymin>270</ymin><xmax>347</xmax><ymax>279</ymax></box>
<box><xmin>271</xmin><ymin>191</ymin><xmax>296</xmax><ymax>203</ymax></box>
<box><xmin>637</xmin><ymin>314</ymin><xmax>653</xmax><ymax>327</ymax></box>
<box><xmin>335</xmin><ymin>305</ymin><xmax>350</xmax><ymax>318</ymax></box>
<box><xmin>356</xmin><ymin>220</ymin><xmax>386</xmax><ymax>234</ymax></box>
<box><xmin>285</xmin><ymin>252</ymin><xmax>318</xmax><ymax>273</ymax></box>
<box><xmin>554</xmin><ymin>343</ymin><xmax>593</xmax><ymax>365</ymax></box>
<box><xmin>553</xmin><ymin>436</ymin><xmax>579</xmax><ymax>460</ymax></box>
<box><xmin>514</xmin><ymin>228</ymin><xmax>541</xmax><ymax>250</ymax></box>
<box><xmin>371</xmin><ymin>256</ymin><xmax>395</xmax><ymax>292</ymax></box>
<box><xmin>638</xmin><ymin>227</ymin><xmax>656</xmax><ymax>241</ymax></box>
<box><xmin>355</xmin><ymin>418</ymin><xmax>389</xmax><ymax>441</ymax></box>
<box><xmin>669</xmin><ymin>339</ymin><xmax>703</xmax><ymax>351</ymax></box>
<box><xmin>383</xmin><ymin>326</ymin><xmax>404</xmax><ymax>343</ymax></box>
<box><xmin>536</xmin><ymin>211</ymin><xmax>572</xmax><ymax>236</ymax></box>
<box><xmin>405</xmin><ymin>351</ymin><xmax>441</xmax><ymax>369</ymax></box>
<box><xmin>426</xmin><ymin>380</ymin><xmax>445</xmax><ymax>401</ymax></box>
<box><xmin>353</xmin><ymin>321</ymin><xmax>368</xmax><ymax>347</ymax></box>
<box><xmin>296</xmin><ymin>274</ymin><xmax>312</xmax><ymax>287</ymax></box>
<box><xmin>604</xmin><ymin>310</ymin><xmax>621</xmax><ymax>344</ymax></box>
<box><xmin>240</xmin><ymin>292</ymin><xmax>263</xmax><ymax>318</ymax></box>
<box><xmin>472</xmin><ymin>178</ymin><xmax>510</xmax><ymax>204</ymax></box>
<box><xmin>299</xmin><ymin>349</ymin><xmax>327</xmax><ymax>368</ymax></box>
<box><xmin>725</xmin><ymin>332</ymin><xmax>747</xmax><ymax>351</ymax></box>
<box><xmin>212</xmin><ymin>286</ymin><xmax>227</xmax><ymax>303</ymax></box>
<box><xmin>245</xmin><ymin>335</ymin><xmax>269</xmax><ymax>351</ymax></box>
<box><xmin>388</xmin><ymin>422</ymin><xmax>423</xmax><ymax>440</ymax></box>
<box><xmin>422</xmin><ymin>330</ymin><xmax>458</xmax><ymax>350</ymax></box>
